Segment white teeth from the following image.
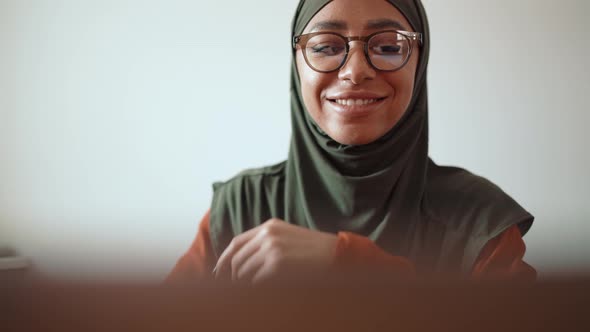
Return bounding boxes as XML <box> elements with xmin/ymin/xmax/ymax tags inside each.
<box><xmin>334</xmin><ymin>99</ymin><xmax>378</xmax><ymax>106</ymax></box>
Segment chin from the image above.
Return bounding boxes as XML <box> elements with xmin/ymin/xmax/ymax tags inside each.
<box><xmin>330</xmin><ymin>130</ymin><xmax>380</xmax><ymax>146</ymax></box>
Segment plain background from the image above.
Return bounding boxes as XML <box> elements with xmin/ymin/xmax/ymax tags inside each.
<box><xmin>1</xmin><ymin>0</ymin><xmax>588</xmax><ymax>281</ymax></box>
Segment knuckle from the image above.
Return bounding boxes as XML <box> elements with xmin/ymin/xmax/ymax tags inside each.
<box><xmin>264</xmin><ymin>220</ymin><xmax>282</xmax><ymax>236</ymax></box>
<box><xmin>259</xmin><ymin>226</ymin><xmax>270</xmax><ymax>237</ymax></box>
<box><xmin>260</xmin><ymin>226</ymin><xmax>274</xmax><ymax>239</ymax></box>
<box><xmin>265</xmin><ymin>218</ymin><xmax>281</xmax><ymax>228</ymax></box>
<box><xmin>231</xmin><ymin>234</ymin><xmax>246</xmax><ymax>248</ymax></box>
<box><xmin>228</xmin><ymin>238</ymin><xmax>238</xmax><ymax>250</ymax></box>
<box><xmin>263</xmin><ymin>236</ymin><xmax>283</xmax><ymax>251</ymax></box>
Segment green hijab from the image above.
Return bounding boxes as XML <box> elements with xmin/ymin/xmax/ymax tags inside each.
<box><xmin>210</xmin><ymin>0</ymin><xmax>533</xmax><ymax>274</ymax></box>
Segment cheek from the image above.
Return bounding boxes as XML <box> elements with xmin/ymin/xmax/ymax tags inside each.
<box><xmin>405</xmin><ymin>49</ymin><xmax>420</xmax><ymax>92</ymax></box>
<box><xmin>393</xmin><ymin>70</ymin><xmax>415</xmax><ymax>105</ymax></box>
<box><xmin>296</xmin><ymin>52</ymin><xmax>326</xmax><ymax>116</ymax></box>
<box><xmin>390</xmin><ymin>52</ymin><xmax>420</xmax><ymax>110</ymax></box>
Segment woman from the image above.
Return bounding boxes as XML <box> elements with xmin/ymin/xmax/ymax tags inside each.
<box><xmin>168</xmin><ymin>0</ymin><xmax>535</xmax><ymax>284</ymax></box>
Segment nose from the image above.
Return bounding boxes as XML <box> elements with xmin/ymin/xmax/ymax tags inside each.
<box><xmin>338</xmin><ymin>41</ymin><xmax>376</xmax><ymax>84</ymax></box>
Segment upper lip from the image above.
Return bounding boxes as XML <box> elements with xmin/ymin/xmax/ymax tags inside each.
<box><xmin>326</xmin><ymin>91</ymin><xmax>387</xmax><ymax>100</ymax></box>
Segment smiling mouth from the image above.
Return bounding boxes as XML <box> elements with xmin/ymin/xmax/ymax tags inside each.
<box><xmin>327</xmin><ymin>98</ymin><xmax>387</xmax><ymax>106</ymax></box>
<box><xmin>326</xmin><ymin>97</ymin><xmax>388</xmax><ymax>118</ymax></box>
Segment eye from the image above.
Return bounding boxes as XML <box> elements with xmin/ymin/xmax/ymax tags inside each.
<box><xmin>306</xmin><ymin>34</ymin><xmax>346</xmax><ymax>57</ymax></box>
<box><xmin>369</xmin><ymin>32</ymin><xmax>409</xmax><ymax>57</ymax></box>
<box><xmin>309</xmin><ymin>44</ymin><xmax>345</xmax><ymax>56</ymax></box>
<box><xmin>371</xmin><ymin>44</ymin><xmax>402</xmax><ymax>55</ymax></box>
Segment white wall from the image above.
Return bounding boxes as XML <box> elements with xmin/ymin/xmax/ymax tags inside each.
<box><xmin>0</xmin><ymin>0</ymin><xmax>588</xmax><ymax>281</ymax></box>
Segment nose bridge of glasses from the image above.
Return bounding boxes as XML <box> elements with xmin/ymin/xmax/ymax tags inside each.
<box><xmin>345</xmin><ymin>35</ymin><xmax>367</xmax><ymax>49</ymax></box>
<box><xmin>341</xmin><ymin>39</ymin><xmax>373</xmax><ymax>72</ymax></box>
<box><xmin>346</xmin><ymin>36</ymin><xmax>371</xmax><ymax>58</ymax></box>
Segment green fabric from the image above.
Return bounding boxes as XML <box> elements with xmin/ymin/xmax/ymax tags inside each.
<box><xmin>209</xmin><ymin>0</ymin><xmax>533</xmax><ymax>274</ymax></box>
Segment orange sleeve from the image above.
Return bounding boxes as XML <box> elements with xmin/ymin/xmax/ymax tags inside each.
<box><xmin>471</xmin><ymin>224</ymin><xmax>536</xmax><ymax>280</ymax></box>
<box><xmin>333</xmin><ymin>232</ymin><xmax>416</xmax><ymax>277</ymax></box>
<box><xmin>165</xmin><ymin>210</ymin><xmax>215</xmax><ymax>283</ymax></box>
<box><xmin>334</xmin><ymin>224</ymin><xmax>536</xmax><ymax>280</ymax></box>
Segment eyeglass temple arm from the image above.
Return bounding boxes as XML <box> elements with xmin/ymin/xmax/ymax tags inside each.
<box><xmin>404</xmin><ymin>32</ymin><xmax>423</xmax><ymax>46</ymax></box>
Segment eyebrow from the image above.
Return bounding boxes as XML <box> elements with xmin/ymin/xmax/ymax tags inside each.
<box><xmin>366</xmin><ymin>19</ymin><xmax>406</xmax><ymax>31</ymax></box>
<box><xmin>309</xmin><ymin>18</ymin><xmax>407</xmax><ymax>33</ymax></box>
<box><xmin>309</xmin><ymin>20</ymin><xmax>347</xmax><ymax>32</ymax></box>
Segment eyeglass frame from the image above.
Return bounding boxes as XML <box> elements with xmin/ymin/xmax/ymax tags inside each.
<box><xmin>292</xmin><ymin>29</ymin><xmax>423</xmax><ymax>73</ymax></box>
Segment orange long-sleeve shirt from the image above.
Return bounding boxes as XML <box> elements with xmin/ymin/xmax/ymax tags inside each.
<box><xmin>167</xmin><ymin>210</ymin><xmax>536</xmax><ymax>282</ymax></box>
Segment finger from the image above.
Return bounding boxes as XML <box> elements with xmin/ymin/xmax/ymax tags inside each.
<box><xmin>234</xmin><ymin>248</ymin><xmax>266</xmax><ymax>283</ymax></box>
<box><xmin>251</xmin><ymin>259</ymin><xmax>279</xmax><ymax>285</ymax></box>
<box><xmin>214</xmin><ymin>225</ymin><xmax>264</xmax><ymax>278</ymax></box>
<box><xmin>230</xmin><ymin>231</ymin><xmax>267</xmax><ymax>281</ymax></box>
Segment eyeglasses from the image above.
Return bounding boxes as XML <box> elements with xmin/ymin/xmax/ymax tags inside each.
<box><xmin>293</xmin><ymin>30</ymin><xmax>423</xmax><ymax>73</ymax></box>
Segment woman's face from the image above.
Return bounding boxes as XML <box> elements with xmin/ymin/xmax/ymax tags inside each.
<box><xmin>296</xmin><ymin>0</ymin><xmax>420</xmax><ymax>145</ymax></box>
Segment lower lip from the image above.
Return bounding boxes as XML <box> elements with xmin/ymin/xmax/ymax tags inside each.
<box><xmin>326</xmin><ymin>98</ymin><xmax>387</xmax><ymax>118</ymax></box>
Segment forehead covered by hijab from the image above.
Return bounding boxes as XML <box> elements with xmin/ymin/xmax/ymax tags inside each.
<box><xmin>292</xmin><ymin>0</ymin><xmax>424</xmax><ymax>36</ymax></box>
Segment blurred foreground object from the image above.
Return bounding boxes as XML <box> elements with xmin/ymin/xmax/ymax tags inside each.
<box><xmin>0</xmin><ymin>246</ymin><xmax>31</xmax><ymax>284</ymax></box>
<box><xmin>2</xmin><ymin>276</ymin><xmax>589</xmax><ymax>332</ymax></box>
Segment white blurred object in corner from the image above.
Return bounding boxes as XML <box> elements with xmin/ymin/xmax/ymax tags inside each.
<box><xmin>0</xmin><ymin>246</ymin><xmax>30</xmax><ymax>271</ymax></box>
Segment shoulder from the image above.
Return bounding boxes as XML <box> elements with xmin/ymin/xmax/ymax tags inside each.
<box><xmin>427</xmin><ymin>162</ymin><xmax>506</xmax><ymax>200</ymax></box>
<box><xmin>209</xmin><ymin>160</ymin><xmax>287</xmax><ymax>225</ymax></box>
<box><xmin>212</xmin><ymin>160</ymin><xmax>286</xmax><ymax>198</ymax></box>
<box><xmin>425</xmin><ymin>160</ymin><xmax>533</xmax><ymax>237</ymax></box>
<box><xmin>424</xmin><ymin>160</ymin><xmax>534</xmax><ymax>273</ymax></box>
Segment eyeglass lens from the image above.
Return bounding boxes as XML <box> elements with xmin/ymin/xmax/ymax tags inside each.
<box><xmin>304</xmin><ymin>32</ymin><xmax>410</xmax><ymax>72</ymax></box>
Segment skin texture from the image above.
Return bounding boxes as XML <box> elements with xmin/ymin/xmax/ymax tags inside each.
<box><xmin>214</xmin><ymin>0</ymin><xmax>420</xmax><ymax>284</ymax></box>
<box><xmin>296</xmin><ymin>0</ymin><xmax>419</xmax><ymax>145</ymax></box>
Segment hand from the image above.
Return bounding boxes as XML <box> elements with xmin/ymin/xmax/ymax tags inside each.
<box><xmin>213</xmin><ymin>219</ymin><xmax>338</xmax><ymax>284</ymax></box>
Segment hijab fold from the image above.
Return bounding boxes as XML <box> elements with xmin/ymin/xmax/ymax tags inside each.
<box><xmin>210</xmin><ymin>0</ymin><xmax>533</xmax><ymax>274</ymax></box>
